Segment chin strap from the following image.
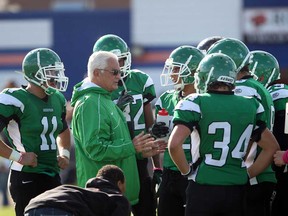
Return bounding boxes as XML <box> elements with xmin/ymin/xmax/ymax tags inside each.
<box><xmin>174</xmin><ymin>81</ymin><xmax>184</xmax><ymax>91</ymax></box>
<box><xmin>42</xmin><ymin>84</ymin><xmax>57</xmax><ymax>95</ymax></box>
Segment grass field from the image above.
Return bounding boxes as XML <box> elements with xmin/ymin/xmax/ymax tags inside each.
<box><xmin>0</xmin><ymin>206</ymin><xmax>15</xmax><ymax>216</ymax></box>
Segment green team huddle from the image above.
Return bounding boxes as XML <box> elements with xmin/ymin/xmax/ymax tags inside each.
<box><xmin>0</xmin><ymin>35</ymin><xmax>287</xmax><ymax>216</ymax></box>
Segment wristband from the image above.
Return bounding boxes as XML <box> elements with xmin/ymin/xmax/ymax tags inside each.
<box><xmin>282</xmin><ymin>150</ymin><xmax>288</xmax><ymax>164</ymax></box>
<box><xmin>18</xmin><ymin>153</ymin><xmax>24</xmax><ymax>164</ymax></box>
<box><xmin>9</xmin><ymin>149</ymin><xmax>21</xmax><ymax>162</ymax></box>
<box><xmin>60</xmin><ymin>149</ymin><xmax>70</xmax><ymax>159</ymax></box>
<box><xmin>153</xmin><ymin>167</ymin><xmax>163</xmax><ymax>171</ymax></box>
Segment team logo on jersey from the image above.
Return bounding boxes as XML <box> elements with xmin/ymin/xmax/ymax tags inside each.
<box><xmin>234</xmin><ymin>88</ymin><xmax>242</xmax><ymax>94</ymax></box>
<box><xmin>43</xmin><ymin>108</ymin><xmax>54</xmax><ymax>112</ymax></box>
<box><xmin>272</xmin><ymin>92</ymin><xmax>279</xmax><ymax>99</ymax></box>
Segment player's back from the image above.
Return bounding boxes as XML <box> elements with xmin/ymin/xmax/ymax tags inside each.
<box><xmin>174</xmin><ymin>92</ymin><xmax>265</xmax><ymax>185</ymax></box>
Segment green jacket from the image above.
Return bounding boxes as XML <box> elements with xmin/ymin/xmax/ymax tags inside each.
<box><xmin>70</xmin><ymin>79</ymin><xmax>140</xmax><ymax>205</ymax></box>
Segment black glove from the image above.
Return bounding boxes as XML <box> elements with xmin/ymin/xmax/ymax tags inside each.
<box><xmin>182</xmin><ymin>158</ymin><xmax>203</xmax><ymax>177</ymax></box>
<box><xmin>152</xmin><ymin>169</ymin><xmax>163</xmax><ymax>198</ymax></box>
<box><xmin>150</xmin><ymin>122</ymin><xmax>169</xmax><ymax>138</ymax></box>
<box><xmin>116</xmin><ymin>90</ymin><xmax>134</xmax><ymax>111</ymax></box>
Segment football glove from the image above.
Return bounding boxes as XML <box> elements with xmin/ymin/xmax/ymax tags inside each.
<box><xmin>152</xmin><ymin>169</ymin><xmax>163</xmax><ymax>198</ymax></box>
<box><xmin>149</xmin><ymin>122</ymin><xmax>169</xmax><ymax>138</ymax></box>
<box><xmin>116</xmin><ymin>90</ymin><xmax>134</xmax><ymax>111</ymax></box>
<box><xmin>182</xmin><ymin>158</ymin><xmax>203</xmax><ymax>177</ymax></box>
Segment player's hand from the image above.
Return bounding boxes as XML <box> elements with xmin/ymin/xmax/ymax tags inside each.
<box><xmin>117</xmin><ymin>90</ymin><xmax>134</xmax><ymax>110</ymax></box>
<box><xmin>20</xmin><ymin>152</ymin><xmax>38</xmax><ymax>167</ymax></box>
<box><xmin>141</xmin><ymin>139</ymin><xmax>167</xmax><ymax>158</ymax></box>
<box><xmin>149</xmin><ymin>122</ymin><xmax>169</xmax><ymax>138</ymax></box>
<box><xmin>274</xmin><ymin>150</ymin><xmax>286</xmax><ymax>166</ymax></box>
<box><xmin>132</xmin><ymin>132</ymin><xmax>155</xmax><ymax>153</ymax></box>
<box><xmin>57</xmin><ymin>155</ymin><xmax>70</xmax><ymax>169</ymax></box>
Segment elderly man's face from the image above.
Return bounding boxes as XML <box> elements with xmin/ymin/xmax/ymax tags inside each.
<box><xmin>97</xmin><ymin>57</ymin><xmax>121</xmax><ymax>92</ymax></box>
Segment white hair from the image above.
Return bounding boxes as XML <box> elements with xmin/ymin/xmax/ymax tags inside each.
<box><xmin>87</xmin><ymin>51</ymin><xmax>118</xmax><ymax>79</ymax></box>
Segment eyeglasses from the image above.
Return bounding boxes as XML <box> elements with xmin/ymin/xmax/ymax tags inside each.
<box><xmin>97</xmin><ymin>68</ymin><xmax>121</xmax><ymax>76</ymax></box>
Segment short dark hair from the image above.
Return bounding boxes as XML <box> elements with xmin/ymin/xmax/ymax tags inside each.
<box><xmin>238</xmin><ymin>65</ymin><xmax>250</xmax><ymax>73</ymax></box>
<box><xmin>208</xmin><ymin>81</ymin><xmax>235</xmax><ymax>91</ymax></box>
<box><xmin>96</xmin><ymin>165</ymin><xmax>125</xmax><ymax>185</ymax></box>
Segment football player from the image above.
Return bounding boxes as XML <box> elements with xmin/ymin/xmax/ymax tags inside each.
<box><xmin>0</xmin><ymin>48</ymin><xmax>71</xmax><ymax>216</ymax></box>
<box><xmin>208</xmin><ymin>38</ymin><xmax>277</xmax><ymax>216</ymax></box>
<box><xmin>155</xmin><ymin>45</ymin><xmax>204</xmax><ymax>216</ymax></box>
<box><xmin>168</xmin><ymin>53</ymin><xmax>279</xmax><ymax>216</ymax></box>
<box><xmin>250</xmin><ymin>50</ymin><xmax>287</xmax><ymax>216</ymax></box>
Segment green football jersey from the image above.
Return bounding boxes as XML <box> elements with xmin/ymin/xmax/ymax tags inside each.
<box><xmin>0</xmin><ymin>87</ymin><xmax>67</xmax><ymax>176</ymax></box>
<box><xmin>268</xmin><ymin>83</ymin><xmax>288</xmax><ymax>113</ymax></box>
<box><xmin>173</xmin><ymin>92</ymin><xmax>266</xmax><ymax>185</ymax></box>
<box><xmin>111</xmin><ymin>69</ymin><xmax>156</xmax><ymax>137</ymax></box>
<box><xmin>268</xmin><ymin>83</ymin><xmax>288</xmax><ymax>151</ymax></box>
<box><xmin>155</xmin><ymin>90</ymin><xmax>192</xmax><ymax>171</ymax></box>
<box><xmin>235</xmin><ymin>76</ymin><xmax>275</xmax><ymax>130</ymax></box>
<box><xmin>235</xmin><ymin>76</ymin><xmax>276</xmax><ymax>184</ymax></box>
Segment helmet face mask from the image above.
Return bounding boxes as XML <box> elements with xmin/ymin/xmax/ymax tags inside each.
<box><xmin>194</xmin><ymin>53</ymin><xmax>237</xmax><ymax>93</ymax></box>
<box><xmin>23</xmin><ymin>48</ymin><xmax>68</xmax><ymax>95</ymax></box>
<box><xmin>160</xmin><ymin>57</ymin><xmax>191</xmax><ymax>89</ymax></box>
<box><xmin>93</xmin><ymin>34</ymin><xmax>131</xmax><ymax>78</ymax></box>
<box><xmin>249</xmin><ymin>50</ymin><xmax>280</xmax><ymax>87</ymax></box>
<box><xmin>160</xmin><ymin>46</ymin><xmax>204</xmax><ymax>91</ymax></box>
<box><xmin>38</xmin><ymin>62</ymin><xmax>68</xmax><ymax>92</ymax></box>
<box><xmin>116</xmin><ymin>52</ymin><xmax>131</xmax><ymax>78</ymax></box>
